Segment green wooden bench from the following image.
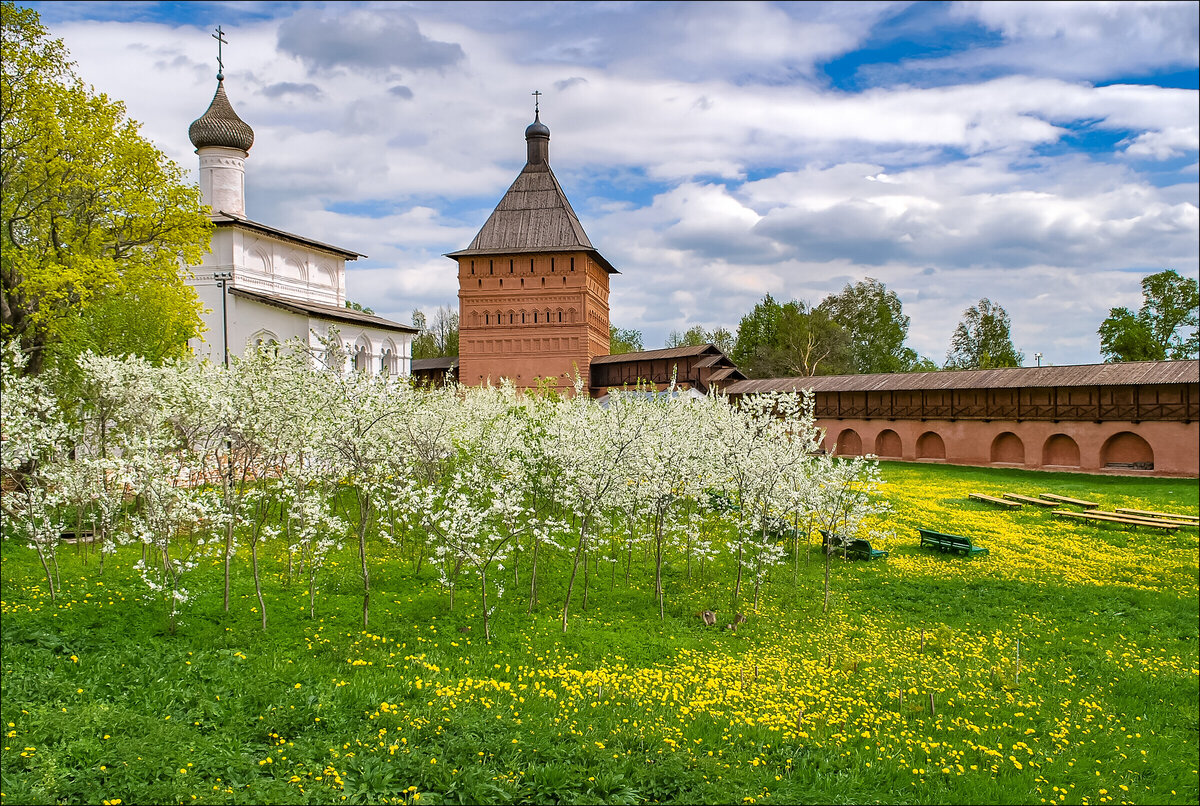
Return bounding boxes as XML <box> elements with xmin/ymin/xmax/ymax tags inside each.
<box><xmin>820</xmin><ymin>530</ymin><xmax>889</xmax><ymax>560</ymax></box>
<box><xmin>918</xmin><ymin>528</ymin><xmax>989</xmax><ymax>557</ymax></box>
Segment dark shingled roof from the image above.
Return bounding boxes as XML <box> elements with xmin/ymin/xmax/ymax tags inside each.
<box><xmin>411</xmin><ymin>357</ymin><xmax>458</xmax><ymax>372</ymax></box>
<box><xmin>231</xmin><ymin>288</ymin><xmax>418</xmax><ymax>333</ymax></box>
<box><xmin>447</xmin><ymin>165</ymin><xmax>617</xmax><ymax>273</ymax></box>
<box><xmin>189</xmin><ymin>79</ymin><xmax>255</xmax><ymax>152</ymax></box>
<box><xmin>723</xmin><ymin>360</ymin><xmax>1200</xmax><ymax>395</ymax></box>
<box><xmin>591</xmin><ymin>344</ymin><xmax>722</xmax><ymax>365</ymax></box>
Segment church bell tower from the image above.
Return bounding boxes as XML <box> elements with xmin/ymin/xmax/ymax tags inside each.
<box><xmin>448</xmin><ymin>99</ymin><xmax>617</xmax><ymax>390</ymax></box>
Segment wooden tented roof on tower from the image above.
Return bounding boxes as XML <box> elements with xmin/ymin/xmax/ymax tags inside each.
<box><xmin>446</xmin><ymin>160</ymin><xmax>618</xmax><ymax>272</ymax></box>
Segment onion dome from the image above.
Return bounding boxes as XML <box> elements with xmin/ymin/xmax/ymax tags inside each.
<box><xmin>525</xmin><ymin>110</ymin><xmax>550</xmax><ymax>140</ymax></box>
<box><xmin>188</xmin><ymin>79</ymin><xmax>254</xmax><ymax>152</ymax></box>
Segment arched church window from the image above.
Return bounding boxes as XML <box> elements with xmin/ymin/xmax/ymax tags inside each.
<box><xmin>489</xmin><ymin>260</ymin><xmax>493</xmax><ymax>274</ymax></box>
<box><xmin>530</xmin><ymin>259</ymin><xmax>534</xmax><ymax>272</ymax></box>
<box><xmin>521</xmin><ymin>278</ymin><xmax>524</xmax><ymax>286</ymax></box>
<box><xmin>557</xmin><ymin>309</ymin><xmax>562</xmax><ymax>322</ymax></box>
<box><xmin>478</xmin><ymin>279</ymin><xmax>482</xmax><ymax>287</ymax></box>
<box><xmin>563</xmin><ymin>276</ymin><xmax>567</xmax><ymax>285</ymax></box>
<box><xmin>522</xmin><ymin>311</ymin><xmax>526</xmax><ymax>323</ymax></box>
<box><xmin>534</xmin><ymin>312</ymin><xmax>538</xmax><ymax>323</ymax></box>
<box><xmin>541</xmin><ymin>277</ymin><xmax>545</xmax><ymax>287</ymax></box>
<box><xmin>509</xmin><ymin>312</ymin><xmax>514</xmax><ymax>324</ymax></box>
<box><xmin>500</xmin><ymin>279</ymin><xmax>503</xmax><ymax>287</ymax></box>
<box><xmin>485</xmin><ymin>313</ymin><xmax>489</xmax><ymax>325</ymax></box>
<box><xmin>510</xmin><ymin>259</ymin><xmax>514</xmax><ymax>273</ymax></box>
<box><xmin>550</xmin><ymin>258</ymin><xmax>555</xmax><ymax>272</ymax></box>
<box><xmin>570</xmin><ymin>257</ymin><xmax>575</xmax><ymax>271</ymax></box>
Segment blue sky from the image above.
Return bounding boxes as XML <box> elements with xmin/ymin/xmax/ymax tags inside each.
<box><xmin>28</xmin><ymin>1</ymin><xmax>1200</xmax><ymax>365</ymax></box>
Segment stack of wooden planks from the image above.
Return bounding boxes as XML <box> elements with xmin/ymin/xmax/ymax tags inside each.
<box><xmin>1038</xmin><ymin>493</ymin><xmax>1099</xmax><ymax>508</ymax></box>
<box><xmin>968</xmin><ymin>493</ymin><xmax>1022</xmax><ymax>508</ymax></box>
<box><xmin>1051</xmin><ymin>509</ymin><xmax>1186</xmax><ymax>531</ymax></box>
<box><xmin>1003</xmin><ymin>493</ymin><xmax>1060</xmax><ymax>507</ymax></box>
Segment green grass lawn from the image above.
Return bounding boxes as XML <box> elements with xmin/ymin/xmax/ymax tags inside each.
<box><xmin>2</xmin><ymin>463</ymin><xmax>1197</xmax><ymax>805</ymax></box>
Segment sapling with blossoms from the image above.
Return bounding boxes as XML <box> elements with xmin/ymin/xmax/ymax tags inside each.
<box><xmin>634</xmin><ymin>387</ymin><xmax>711</xmax><ymax>618</ymax></box>
<box><xmin>1</xmin><ymin>342</ymin><xmax>71</xmax><ymax>599</ymax></box>
<box><xmin>320</xmin><ymin>353</ymin><xmax>401</xmax><ymax>628</ymax></box>
<box><xmin>810</xmin><ymin>450</ymin><xmax>888</xmax><ymax>613</ymax></box>
<box><xmin>549</xmin><ymin>377</ymin><xmax>648</xmax><ymax>632</ymax></box>
<box><xmin>125</xmin><ymin>447</ymin><xmax>219</xmax><ymax>634</ymax></box>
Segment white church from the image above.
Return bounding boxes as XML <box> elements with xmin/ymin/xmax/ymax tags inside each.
<box><xmin>185</xmin><ymin>72</ymin><xmax>416</xmax><ymax>374</ymax></box>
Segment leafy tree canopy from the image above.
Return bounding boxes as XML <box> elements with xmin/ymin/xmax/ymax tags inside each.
<box><xmin>1099</xmin><ymin>269</ymin><xmax>1199</xmax><ymax>362</ymax></box>
<box><xmin>732</xmin><ymin>295</ymin><xmax>853</xmax><ymax>378</ymax></box>
<box><xmin>1</xmin><ymin>2</ymin><xmax>211</xmax><ymax>374</ymax></box>
<box><xmin>817</xmin><ymin>277</ymin><xmax>919</xmax><ymax>374</ymax></box>
<box><xmin>664</xmin><ymin>325</ymin><xmax>734</xmax><ymax>355</ymax></box>
<box><xmin>411</xmin><ymin>306</ymin><xmax>458</xmax><ymax>360</ymax></box>
<box><xmin>609</xmin><ymin>324</ymin><xmax>644</xmax><ymax>355</ymax></box>
<box><xmin>944</xmin><ymin>298</ymin><xmax>1024</xmax><ymax>370</ymax></box>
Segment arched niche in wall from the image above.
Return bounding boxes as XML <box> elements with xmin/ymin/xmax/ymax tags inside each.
<box><xmin>312</xmin><ymin>262</ymin><xmax>336</xmax><ymax>288</ymax></box>
<box><xmin>249</xmin><ymin>246</ymin><xmax>273</xmax><ymax>276</ymax></box>
<box><xmin>875</xmin><ymin>429</ymin><xmax>902</xmax><ymax>458</ymax></box>
<box><xmin>280</xmin><ymin>253</ymin><xmax>307</xmax><ymax>282</ymax></box>
<box><xmin>990</xmin><ymin>432</ymin><xmax>1025</xmax><ymax>464</ymax></box>
<box><xmin>916</xmin><ymin>431</ymin><xmax>946</xmax><ymax>460</ymax></box>
<box><xmin>352</xmin><ymin>336</ymin><xmax>372</xmax><ymax>373</ymax></box>
<box><xmin>836</xmin><ymin>428</ymin><xmax>863</xmax><ymax>456</ymax></box>
<box><xmin>1043</xmin><ymin>433</ymin><xmax>1081</xmax><ymax>468</ymax></box>
<box><xmin>1100</xmin><ymin>431</ymin><xmax>1154</xmax><ymax>470</ymax></box>
<box><xmin>248</xmin><ymin>329</ymin><xmax>279</xmax><ymax>350</ymax></box>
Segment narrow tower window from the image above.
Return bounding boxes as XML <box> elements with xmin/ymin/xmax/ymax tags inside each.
<box><xmin>570</xmin><ymin>257</ymin><xmax>575</xmax><ymax>271</ymax></box>
<box><xmin>510</xmin><ymin>259</ymin><xmax>514</xmax><ymax>273</ymax></box>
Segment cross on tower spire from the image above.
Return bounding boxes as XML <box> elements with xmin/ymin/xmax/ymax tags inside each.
<box><xmin>212</xmin><ymin>25</ymin><xmax>228</xmax><ymax>80</ymax></box>
<box><xmin>532</xmin><ymin>90</ymin><xmax>541</xmax><ymax>116</ymax></box>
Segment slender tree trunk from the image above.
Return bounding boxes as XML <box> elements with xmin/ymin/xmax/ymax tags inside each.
<box><xmin>582</xmin><ymin>549</ymin><xmax>590</xmax><ymax>611</ymax></box>
<box><xmin>561</xmin><ymin>514</ymin><xmax>591</xmax><ymax>632</ymax></box>
<box><xmin>36</xmin><ymin>547</ymin><xmax>56</xmax><ymax>601</ymax></box>
<box><xmin>252</xmin><ymin>540</ymin><xmax>267</xmax><ymax>631</ymax></box>
<box><xmin>823</xmin><ymin>545</ymin><xmax>832</xmax><ymax>614</ymax></box>
<box><xmin>358</xmin><ymin>490</ymin><xmax>371</xmax><ymax>628</ymax></box>
<box><xmin>480</xmin><ymin>566</ymin><xmax>490</xmax><ymax>642</ymax></box>
<box><xmin>527</xmin><ymin>537</ymin><xmax>540</xmax><ymax>614</ymax></box>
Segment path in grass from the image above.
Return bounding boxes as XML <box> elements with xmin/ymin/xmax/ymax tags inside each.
<box><xmin>2</xmin><ymin>464</ymin><xmax>1196</xmax><ymax>805</ymax></box>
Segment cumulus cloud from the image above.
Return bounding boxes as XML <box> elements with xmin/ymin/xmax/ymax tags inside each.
<box><xmin>44</xmin><ymin>2</ymin><xmax>1199</xmax><ymax>364</ymax></box>
<box><xmin>277</xmin><ymin>8</ymin><xmax>464</xmax><ymax>74</ymax></box>
<box><xmin>261</xmin><ymin>81</ymin><xmax>323</xmax><ymax>100</ymax></box>
<box><xmin>928</xmin><ymin>1</ymin><xmax>1200</xmax><ymax>82</ymax></box>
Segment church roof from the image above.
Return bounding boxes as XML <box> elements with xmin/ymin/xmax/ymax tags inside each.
<box><xmin>211</xmin><ymin>213</ymin><xmax>365</xmax><ymax>259</ymax></box>
<box><xmin>447</xmin><ymin>115</ymin><xmax>617</xmax><ymax>273</ymax></box>
<box><xmin>189</xmin><ymin>79</ymin><xmax>255</xmax><ymax>152</ymax></box>
<box><xmin>723</xmin><ymin>359</ymin><xmax>1200</xmax><ymax>395</ymax></box>
<box><xmin>231</xmin><ymin>288</ymin><xmax>418</xmax><ymax>333</ymax></box>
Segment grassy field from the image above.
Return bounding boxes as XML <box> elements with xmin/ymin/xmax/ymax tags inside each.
<box><xmin>2</xmin><ymin>463</ymin><xmax>1197</xmax><ymax>805</ymax></box>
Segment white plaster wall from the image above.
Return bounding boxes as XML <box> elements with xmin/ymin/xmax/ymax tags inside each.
<box><xmin>198</xmin><ymin>147</ymin><xmax>247</xmax><ymax>217</ymax></box>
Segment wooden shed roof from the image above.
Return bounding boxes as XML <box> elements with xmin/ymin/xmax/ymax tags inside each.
<box><xmin>446</xmin><ymin>164</ymin><xmax>617</xmax><ymax>273</ymax></box>
<box><xmin>591</xmin><ymin>344</ymin><xmax>723</xmax><ymax>365</ymax></box>
<box><xmin>723</xmin><ymin>360</ymin><xmax>1200</xmax><ymax>395</ymax></box>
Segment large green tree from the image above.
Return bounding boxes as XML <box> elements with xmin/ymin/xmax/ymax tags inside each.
<box><xmin>732</xmin><ymin>294</ymin><xmax>853</xmax><ymax>378</ymax></box>
<box><xmin>609</xmin><ymin>324</ymin><xmax>644</xmax><ymax>356</ymax></box>
<box><xmin>1098</xmin><ymin>270</ymin><xmax>1199</xmax><ymax>362</ymax></box>
<box><xmin>817</xmin><ymin>277</ymin><xmax>919</xmax><ymax>373</ymax></box>
<box><xmin>664</xmin><ymin>324</ymin><xmax>734</xmax><ymax>354</ymax></box>
<box><xmin>411</xmin><ymin>306</ymin><xmax>459</xmax><ymax>359</ymax></box>
<box><xmin>944</xmin><ymin>298</ymin><xmax>1023</xmax><ymax>370</ymax></box>
<box><xmin>1</xmin><ymin>2</ymin><xmax>210</xmax><ymax>374</ymax></box>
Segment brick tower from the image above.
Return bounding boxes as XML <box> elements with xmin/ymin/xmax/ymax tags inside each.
<box><xmin>448</xmin><ymin>106</ymin><xmax>617</xmax><ymax>390</ymax></box>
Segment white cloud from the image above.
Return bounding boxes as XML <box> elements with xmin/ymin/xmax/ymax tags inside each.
<box><xmin>42</xmin><ymin>2</ymin><xmax>1200</xmax><ymax>366</ymax></box>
